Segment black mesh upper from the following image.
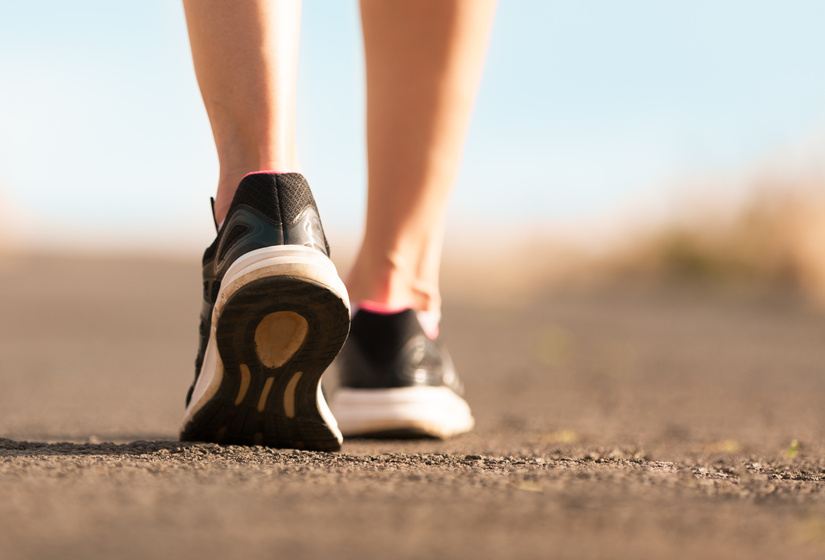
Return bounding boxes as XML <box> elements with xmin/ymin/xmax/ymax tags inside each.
<box><xmin>201</xmin><ymin>172</ymin><xmax>328</xmax><ymax>266</ymax></box>
<box><xmin>217</xmin><ymin>223</ymin><xmax>249</xmax><ymax>264</ymax></box>
<box><xmin>227</xmin><ymin>173</ymin><xmax>283</xmax><ymax>223</ymax></box>
<box><xmin>277</xmin><ymin>173</ymin><xmax>318</xmax><ymax>224</ymax></box>
<box><xmin>336</xmin><ymin>309</ymin><xmax>463</xmax><ymax>392</ymax></box>
<box><xmin>349</xmin><ymin>309</ymin><xmax>422</xmax><ymax>364</ymax></box>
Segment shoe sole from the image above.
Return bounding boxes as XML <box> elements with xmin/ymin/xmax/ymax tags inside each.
<box><xmin>180</xmin><ymin>246</ymin><xmax>349</xmax><ymax>451</ymax></box>
<box><xmin>329</xmin><ymin>386</ymin><xmax>475</xmax><ymax>439</ymax></box>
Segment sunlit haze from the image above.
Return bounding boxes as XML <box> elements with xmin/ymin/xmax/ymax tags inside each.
<box><xmin>2</xmin><ymin>1</ymin><xmax>825</xmax><ymax>253</ymax></box>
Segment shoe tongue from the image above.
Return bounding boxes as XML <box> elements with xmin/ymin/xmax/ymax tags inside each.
<box><xmin>210</xmin><ymin>197</ymin><xmax>219</xmax><ymax>232</ymax></box>
<box><xmin>352</xmin><ymin>301</ymin><xmax>440</xmax><ymax>339</ymax></box>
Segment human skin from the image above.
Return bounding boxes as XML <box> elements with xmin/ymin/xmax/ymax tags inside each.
<box><xmin>183</xmin><ymin>0</ymin><xmax>302</xmax><ymax>225</ymax></box>
<box><xmin>348</xmin><ymin>0</ymin><xmax>497</xmax><ymax>312</ymax></box>
<box><xmin>183</xmin><ymin>0</ymin><xmax>496</xmax><ymax>312</ymax></box>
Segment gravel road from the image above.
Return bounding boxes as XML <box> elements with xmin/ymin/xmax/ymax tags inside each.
<box><xmin>1</xmin><ymin>255</ymin><xmax>824</xmax><ymax>559</ymax></box>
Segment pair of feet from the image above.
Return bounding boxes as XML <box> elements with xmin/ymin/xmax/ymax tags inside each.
<box><xmin>178</xmin><ymin>172</ymin><xmax>474</xmax><ymax>451</ymax></box>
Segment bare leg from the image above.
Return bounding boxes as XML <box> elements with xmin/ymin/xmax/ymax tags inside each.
<box><xmin>348</xmin><ymin>0</ymin><xmax>497</xmax><ymax>313</ymax></box>
<box><xmin>181</xmin><ymin>0</ymin><xmax>351</xmax><ymax>451</ymax></box>
<box><xmin>183</xmin><ymin>0</ymin><xmax>302</xmax><ymax>225</ymax></box>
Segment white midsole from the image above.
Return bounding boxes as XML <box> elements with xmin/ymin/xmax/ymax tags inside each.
<box><xmin>215</xmin><ymin>245</ymin><xmax>349</xmax><ymax>320</ymax></box>
<box><xmin>329</xmin><ymin>386</ymin><xmax>475</xmax><ymax>438</ymax></box>
<box><xmin>180</xmin><ymin>245</ymin><xmax>348</xmax><ymax>442</ymax></box>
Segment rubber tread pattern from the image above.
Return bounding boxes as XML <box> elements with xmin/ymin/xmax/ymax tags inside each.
<box><xmin>181</xmin><ymin>275</ymin><xmax>348</xmax><ymax>451</ymax></box>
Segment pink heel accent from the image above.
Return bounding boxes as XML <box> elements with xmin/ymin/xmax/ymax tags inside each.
<box><xmin>356</xmin><ymin>300</ymin><xmax>409</xmax><ymax>315</ymax></box>
<box><xmin>242</xmin><ymin>170</ymin><xmax>300</xmax><ymax>179</ymax></box>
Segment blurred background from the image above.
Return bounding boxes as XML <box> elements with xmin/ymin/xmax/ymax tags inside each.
<box><xmin>3</xmin><ymin>7</ymin><xmax>825</xmax><ymax>556</ymax></box>
<box><xmin>3</xmin><ymin>0</ymin><xmax>825</xmax><ymax>297</ymax></box>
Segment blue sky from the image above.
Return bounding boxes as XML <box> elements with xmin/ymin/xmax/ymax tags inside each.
<box><xmin>1</xmin><ymin>1</ymin><xmax>825</xmax><ymax>251</ymax></box>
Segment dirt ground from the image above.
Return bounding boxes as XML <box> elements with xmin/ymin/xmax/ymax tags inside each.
<box><xmin>1</xmin><ymin>254</ymin><xmax>824</xmax><ymax>560</ymax></box>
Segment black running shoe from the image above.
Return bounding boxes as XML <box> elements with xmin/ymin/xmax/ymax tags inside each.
<box><xmin>180</xmin><ymin>172</ymin><xmax>349</xmax><ymax>451</ymax></box>
<box><xmin>328</xmin><ymin>308</ymin><xmax>474</xmax><ymax>438</ymax></box>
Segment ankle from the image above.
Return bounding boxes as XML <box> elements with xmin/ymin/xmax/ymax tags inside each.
<box><xmin>346</xmin><ymin>253</ymin><xmax>441</xmax><ymax>314</ymax></box>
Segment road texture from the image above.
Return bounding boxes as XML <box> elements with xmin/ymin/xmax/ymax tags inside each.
<box><xmin>1</xmin><ymin>254</ymin><xmax>824</xmax><ymax>559</ymax></box>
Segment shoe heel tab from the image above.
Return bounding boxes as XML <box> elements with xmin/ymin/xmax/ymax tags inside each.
<box><xmin>226</xmin><ymin>173</ymin><xmax>283</xmax><ymax>224</ymax></box>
